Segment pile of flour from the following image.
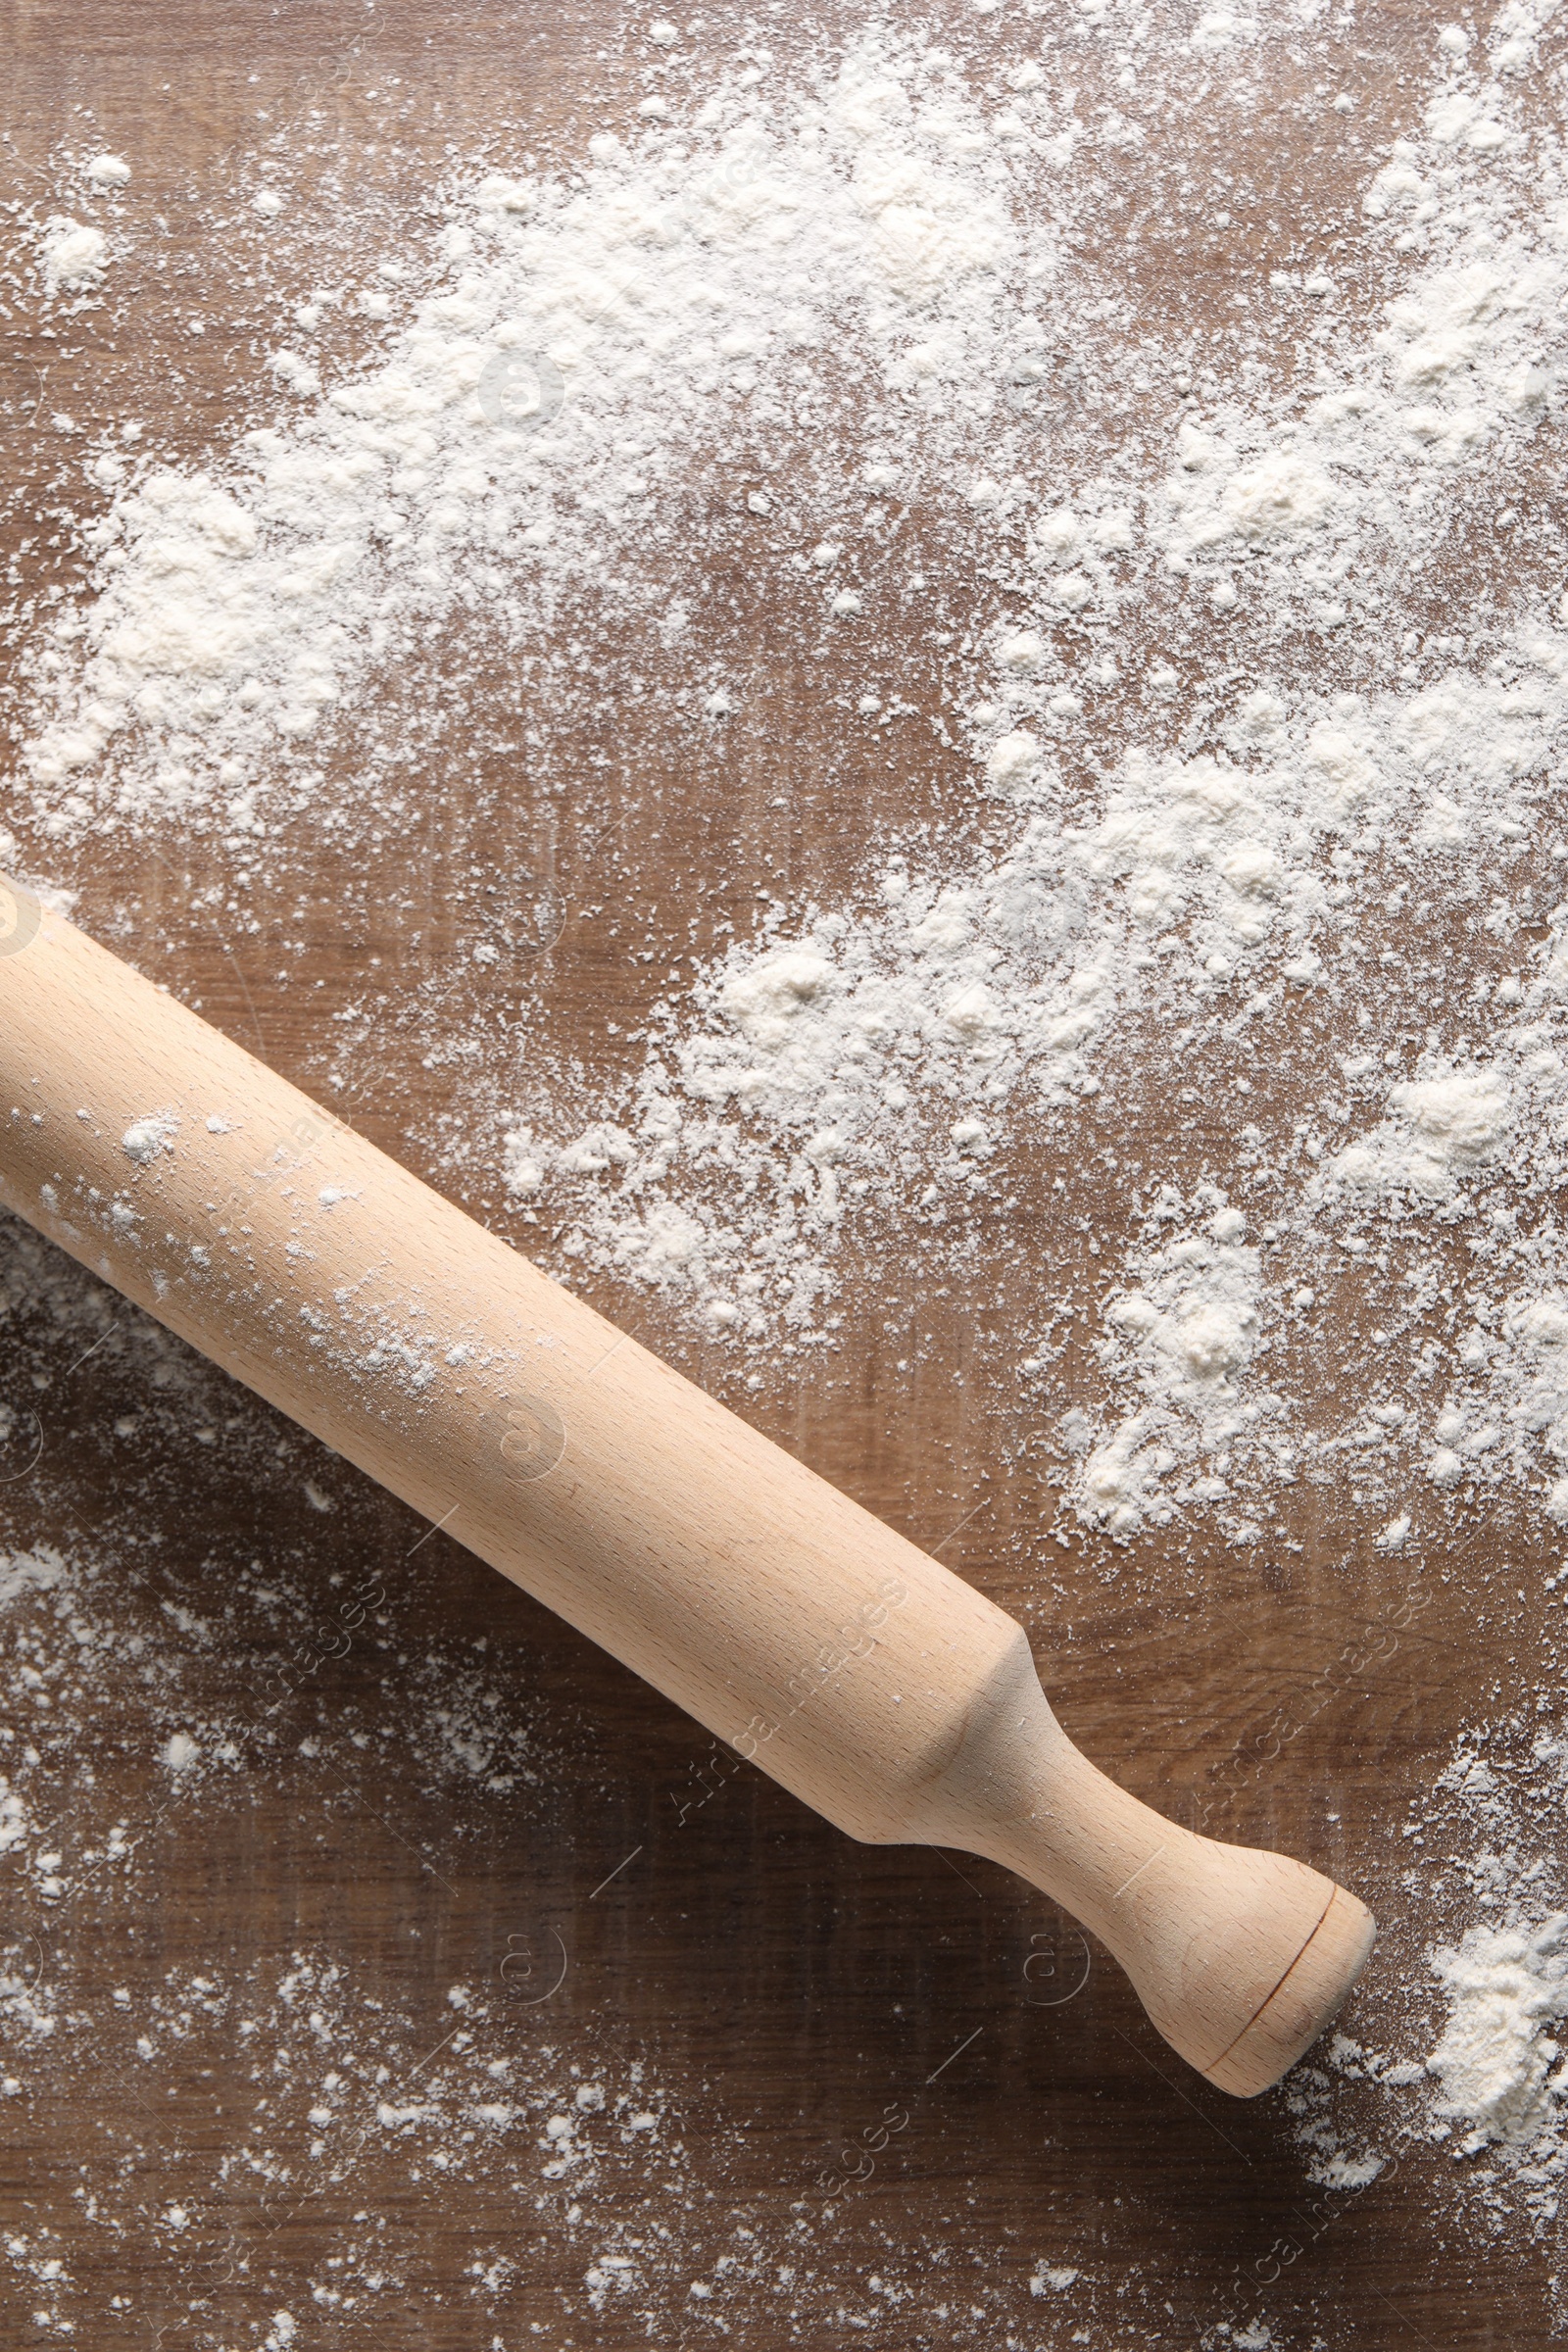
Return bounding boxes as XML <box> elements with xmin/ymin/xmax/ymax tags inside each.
<box><xmin>1428</xmin><ymin>1912</ymin><xmax>1568</xmax><ymax>2152</ymax></box>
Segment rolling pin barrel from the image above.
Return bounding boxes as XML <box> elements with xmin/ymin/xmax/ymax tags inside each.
<box><xmin>0</xmin><ymin>879</ymin><xmax>1374</xmax><ymax>2093</ymax></box>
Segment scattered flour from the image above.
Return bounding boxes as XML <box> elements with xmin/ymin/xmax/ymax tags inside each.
<box><xmin>362</xmin><ymin>22</ymin><xmax>1568</xmax><ymax>1555</ymax></box>
<box><xmin>1287</xmin><ymin>1719</ymin><xmax>1568</xmax><ymax>2265</ymax></box>
<box><xmin>0</xmin><ymin>1512</ymin><xmax>1115</xmax><ymax>2343</ymax></box>
<box><xmin>0</xmin><ymin>1544</ymin><xmax>64</xmax><ymax>1606</ymax></box>
<box><xmin>8</xmin><ymin>0</ymin><xmax>1568</xmax><ymax>2333</ymax></box>
<box><xmin>1074</xmin><ymin>1194</ymin><xmax>1271</xmax><ymax>1534</ymax></box>
<box><xmin>19</xmin><ymin>39</ymin><xmax>1050</xmax><ymax>823</ymax></box>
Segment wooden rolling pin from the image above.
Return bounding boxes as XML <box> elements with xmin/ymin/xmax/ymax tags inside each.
<box><xmin>0</xmin><ymin>877</ymin><xmax>1374</xmax><ymax>2094</ymax></box>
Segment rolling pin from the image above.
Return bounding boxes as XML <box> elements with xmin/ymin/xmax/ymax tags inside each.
<box><xmin>0</xmin><ymin>876</ymin><xmax>1374</xmax><ymax>2094</ymax></box>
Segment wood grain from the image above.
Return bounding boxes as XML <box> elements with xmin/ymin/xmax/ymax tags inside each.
<box><xmin>0</xmin><ymin>4</ymin><xmax>1543</xmax><ymax>2346</ymax></box>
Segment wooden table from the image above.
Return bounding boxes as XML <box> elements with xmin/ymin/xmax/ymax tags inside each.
<box><xmin>0</xmin><ymin>5</ymin><xmax>1546</xmax><ymax>2344</ymax></box>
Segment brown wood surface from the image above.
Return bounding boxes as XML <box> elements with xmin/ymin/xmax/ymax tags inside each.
<box><xmin>0</xmin><ymin>4</ymin><xmax>1549</xmax><ymax>2346</ymax></box>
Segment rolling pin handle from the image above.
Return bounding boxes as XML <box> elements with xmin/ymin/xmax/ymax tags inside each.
<box><xmin>905</xmin><ymin>1632</ymin><xmax>1374</xmax><ymax>2094</ymax></box>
